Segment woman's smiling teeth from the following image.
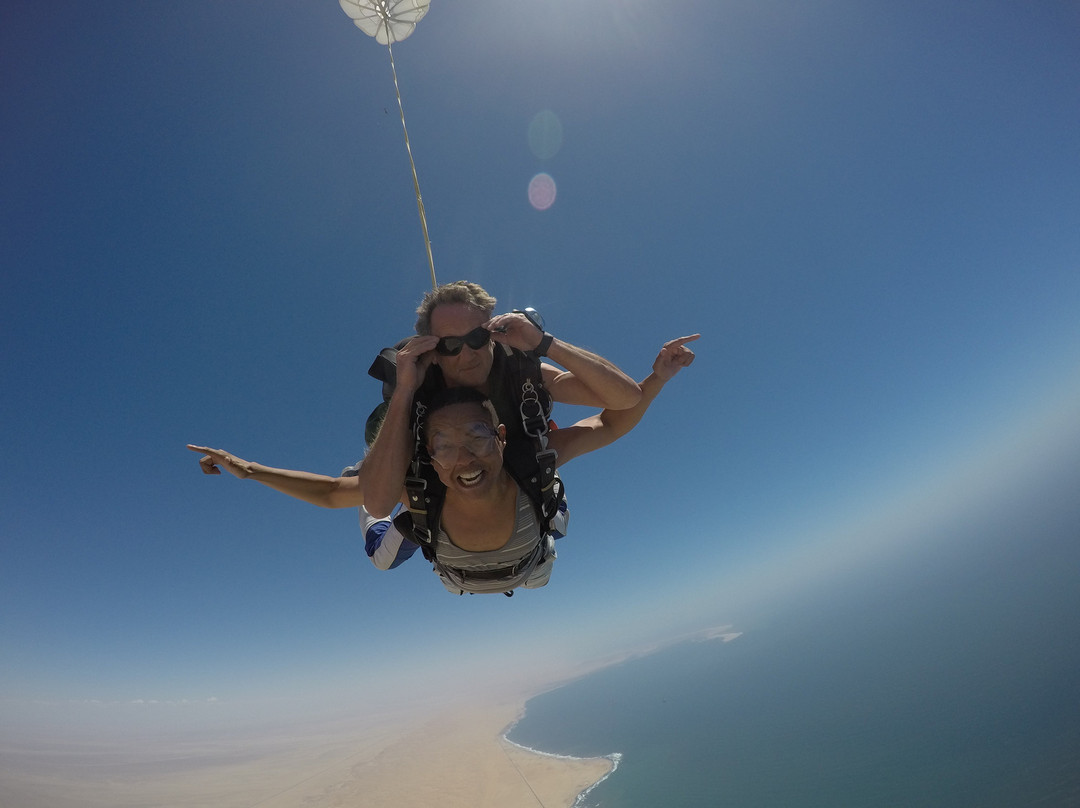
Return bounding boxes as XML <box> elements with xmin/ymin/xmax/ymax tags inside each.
<box><xmin>457</xmin><ymin>468</ymin><xmax>484</xmax><ymax>487</ymax></box>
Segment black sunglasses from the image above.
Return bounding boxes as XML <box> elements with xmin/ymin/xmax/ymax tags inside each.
<box><xmin>435</xmin><ymin>325</ymin><xmax>491</xmax><ymax>356</ymax></box>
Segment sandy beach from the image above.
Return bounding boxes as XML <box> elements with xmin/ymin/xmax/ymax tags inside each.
<box><xmin>316</xmin><ymin>698</ymin><xmax>612</xmax><ymax>808</ymax></box>
<box><xmin>0</xmin><ymin>692</ymin><xmax>612</xmax><ymax>808</ymax></box>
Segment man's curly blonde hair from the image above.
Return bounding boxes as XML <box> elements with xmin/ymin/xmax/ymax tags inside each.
<box><xmin>415</xmin><ymin>281</ymin><xmax>497</xmax><ymax>335</ymax></box>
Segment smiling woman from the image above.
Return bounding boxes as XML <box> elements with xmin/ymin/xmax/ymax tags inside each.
<box><xmin>427</xmin><ymin>412</ymin><xmax>502</xmax><ymax>473</ymax></box>
<box><xmin>414</xmin><ymin>387</ymin><xmax>558</xmax><ymax>592</ymax></box>
<box><xmin>369</xmin><ymin>336</ymin><xmax>696</xmax><ymax>595</ymax></box>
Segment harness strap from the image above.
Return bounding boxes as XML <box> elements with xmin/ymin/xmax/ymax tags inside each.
<box><xmin>434</xmin><ymin>535</ymin><xmax>552</xmax><ymax>595</ymax></box>
<box><xmin>530</xmin><ymin>449</ymin><xmax>560</xmax><ymax>521</ymax></box>
<box><xmin>439</xmin><ymin>543</ymin><xmax>547</xmax><ymax>581</ymax></box>
<box><xmin>403</xmin><ymin>397</ymin><xmax>437</xmax><ymax>547</ymax></box>
<box><xmin>402</xmin><ymin>476</ymin><xmax>432</xmax><ymax>546</ymax></box>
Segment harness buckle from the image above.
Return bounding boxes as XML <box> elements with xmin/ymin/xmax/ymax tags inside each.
<box><xmin>519</xmin><ymin>380</ymin><xmax>550</xmax><ymax>445</ymax></box>
<box><xmin>404</xmin><ymin>476</ymin><xmax>432</xmax><ymax>544</ymax></box>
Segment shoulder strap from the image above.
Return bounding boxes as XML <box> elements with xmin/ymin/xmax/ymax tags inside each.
<box><xmin>489</xmin><ymin>346</ymin><xmax>552</xmax><ymax>444</ymax></box>
<box><xmin>493</xmin><ymin>346</ymin><xmax>563</xmax><ymax>532</ymax></box>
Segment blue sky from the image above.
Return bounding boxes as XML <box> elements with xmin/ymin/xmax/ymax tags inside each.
<box><xmin>3</xmin><ymin>1</ymin><xmax>1079</xmax><ymax>737</ymax></box>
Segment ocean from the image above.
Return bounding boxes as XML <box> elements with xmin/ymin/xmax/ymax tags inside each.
<box><xmin>509</xmin><ymin>463</ymin><xmax>1080</xmax><ymax>807</ymax></box>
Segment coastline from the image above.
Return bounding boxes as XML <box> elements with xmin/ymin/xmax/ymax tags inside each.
<box><xmin>0</xmin><ymin>689</ymin><xmax>614</xmax><ymax>808</ymax></box>
<box><xmin>501</xmin><ymin>731</ymin><xmax>621</xmax><ymax>808</ymax></box>
<box><xmin>321</xmin><ymin>695</ymin><xmax>615</xmax><ymax>808</ymax></box>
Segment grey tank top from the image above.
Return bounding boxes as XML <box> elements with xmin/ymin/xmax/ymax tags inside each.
<box><xmin>432</xmin><ymin>487</ymin><xmax>553</xmax><ymax>594</ymax></box>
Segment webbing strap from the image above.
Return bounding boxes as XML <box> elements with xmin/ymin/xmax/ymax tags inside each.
<box><xmin>532</xmin><ymin>449</ymin><xmax>560</xmax><ymax>521</ymax></box>
<box><xmin>403</xmin><ymin>476</ymin><xmax>431</xmax><ymax>545</ymax></box>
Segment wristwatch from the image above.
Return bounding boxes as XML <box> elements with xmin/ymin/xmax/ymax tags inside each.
<box><xmin>514</xmin><ymin>307</ymin><xmax>552</xmax><ymax>356</ymax></box>
<box><xmin>534</xmin><ymin>332</ymin><xmax>554</xmax><ymax>357</ymax></box>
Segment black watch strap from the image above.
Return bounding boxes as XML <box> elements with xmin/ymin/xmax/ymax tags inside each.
<box><xmin>535</xmin><ymin>332</ymin><xmax>554</xmax><ymax>357</ymax></box>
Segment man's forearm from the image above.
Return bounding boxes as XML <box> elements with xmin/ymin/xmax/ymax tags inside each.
<box><xmin>597</xmin><ymin>370</ymin><xmax>665</xmax><ymax>441</ymax></box>
<box><xmin>359</xmin><ymin>391</ymin><xmax>415</xmax><ymax>517</ymax></box>
<box><xmin>544</xmin><ymin>338</ymin><xmax>642</xmax><ymax>409</ymax></box>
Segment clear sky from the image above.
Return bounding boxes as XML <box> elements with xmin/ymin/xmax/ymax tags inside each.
<box><xmin>3</xmin><ymin>0</ymin><xmax>1079</xmax><ymax>738</ymax></box>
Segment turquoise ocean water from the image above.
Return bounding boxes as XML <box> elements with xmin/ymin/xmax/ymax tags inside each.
<box><xmin>509</xmin><ymin>459</ymin><xmax>1080</xmax><ymax>807</ymax></box>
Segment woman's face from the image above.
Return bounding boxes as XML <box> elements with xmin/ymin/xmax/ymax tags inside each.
<box><xmin>425</xmin><ymin>402</ymin><xmax>505</xmax><ymax>496</ymax></box>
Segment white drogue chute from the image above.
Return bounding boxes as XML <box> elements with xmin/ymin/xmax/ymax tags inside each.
<box><xmin>339</xmin><ymin>0</ymin><xmax>436</xmax><ymax>287</ymax></box>
<box><xmin>339</xmin><ymin>0</ymin><xmax>430</xmax><ymax>44</ymax></box>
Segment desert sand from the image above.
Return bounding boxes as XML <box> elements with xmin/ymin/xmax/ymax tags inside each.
<box><xmin>312</xmin><ymin>697</ymin><xmax>612</xmax><ymax>808</ymax></box>
<box><xmin>0</xmin><ymin>693</ymin><xmax>612</xmax><ymax>808</ymax></box>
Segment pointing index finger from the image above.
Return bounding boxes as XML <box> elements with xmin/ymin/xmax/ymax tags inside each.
<box><xmin>665</xmin><ymin>334</ymin><xmax>701</xmax><ymax>349</ymax></box>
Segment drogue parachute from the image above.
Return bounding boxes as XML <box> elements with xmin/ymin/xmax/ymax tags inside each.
<box><xmin>339</xmin><ymin>0</ymin><xmax>430</xmax><ymax>44</ymax></box>
<box><xmin>340</xmin><ymin>0</ymin><xmax>437</xmax><ymax>288</ymax></box>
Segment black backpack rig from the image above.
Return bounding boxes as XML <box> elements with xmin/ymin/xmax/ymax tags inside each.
<box><xmin>365</xmin><ymin>338</ymin><xmax>566</xmax><ymax>593</ymax></box>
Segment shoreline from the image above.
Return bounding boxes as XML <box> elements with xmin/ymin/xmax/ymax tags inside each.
<box><xmin>500</xmin><ymin>732</ymin><xmax>621</xmax><ymax>808</ymax></box>
<box><xmin>204</xmin><ymin>691</ymin><xmax>619</xmax><ymax>808</ymax></box>
<box><xmin>500</xmin><ymin>704</ymin><xmax>620</xmax><ymax>808</ymax></box>
<box><xmin>0</xmin><ymin>688</ymin><xmax>615</xmax><ymax>808</ymax></box>
<box><xmin>320</xmin><ymin>695</ymin><xmax>615</xmax><ymax>808</ymax></box>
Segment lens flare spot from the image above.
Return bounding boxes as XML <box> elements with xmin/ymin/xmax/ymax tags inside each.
<box><xmin>528</xmin><ymin>110</ymin><xmax>563</xmax><ymax>160</ymax></box>
<box><xmin>528</xmin><ymin>173</ymin><xmax>557</xmax><ymax>211</ymax></box>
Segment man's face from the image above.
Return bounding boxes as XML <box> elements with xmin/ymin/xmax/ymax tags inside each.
<box><xmin>425</xmin><ymin>402</ymin><xmax>505</xmax><ymax>497</ymax></box>
<box><xmin>429</xmin><ymin>303</ymin><xmax>494</xmax><ymax>390</ymax></box>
